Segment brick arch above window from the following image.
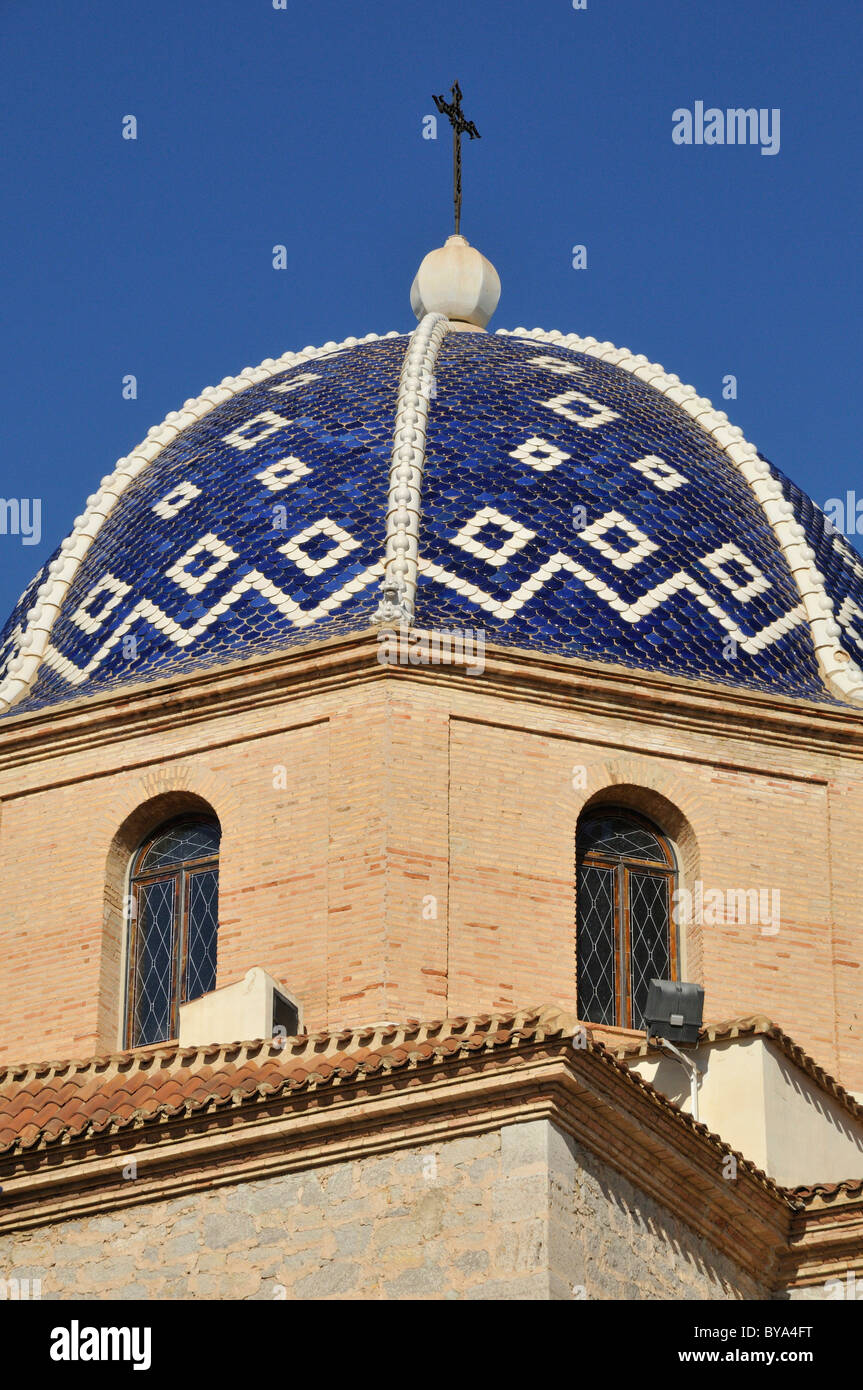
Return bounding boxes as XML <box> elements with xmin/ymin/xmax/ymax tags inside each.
<box><xmin>578</xmin><ymin>768</ymin><xmax>703</xmax><ymax>987</ymax></box>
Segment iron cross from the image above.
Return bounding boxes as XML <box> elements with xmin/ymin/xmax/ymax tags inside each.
<box><xmin>432</xmin><ymin>80</ymin><xmax>480</xmax><ymax>236</ymax></box>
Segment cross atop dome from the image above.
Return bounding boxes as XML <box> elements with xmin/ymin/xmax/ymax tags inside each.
<box><xmin>432</xmin><ymin>79</ymin><xmax>480</xmax><ymax>238</ymax></box>
<box><xmin>411</xmin><ymin>80</ymin><xmax>500</xmax><ymax>331</ymax></box>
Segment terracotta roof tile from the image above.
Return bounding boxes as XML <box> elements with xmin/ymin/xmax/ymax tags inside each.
<box><xmin>787</xmin><ymin>1177</ymin><xmax>863</xmax><ymax>1205</ymax></box>
<box><xmin>0</xmin><ymin>1004</ymin><xmax>850</xmax><ymax>1207</ymax></box>
<box><xmin>0</xmin><ymin>1008</ymin><xmax>566</xmax><ymax>1156</ymax></box>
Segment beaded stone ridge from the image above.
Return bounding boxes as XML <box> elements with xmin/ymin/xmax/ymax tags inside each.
<box><xmin>1</xmin><ymin>331</ymin><xmax>862</xmax><ymax>714</ymax></box>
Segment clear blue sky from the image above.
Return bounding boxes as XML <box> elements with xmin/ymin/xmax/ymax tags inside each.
<box><xmin>1</xmin><ymin>0</ymin><xmax>860</xmax><ymax>617</ymax></box>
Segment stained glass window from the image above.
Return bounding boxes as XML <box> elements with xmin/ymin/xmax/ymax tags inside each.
<box><xmin>126</xmin><ymin>817</ymin><xmax>221</xmax><ymax>1047</ymax></box>
<box><xmin>576</xmin><ymin>810</ymin><xmax>676</xmax><ymax>1030</ymax></box>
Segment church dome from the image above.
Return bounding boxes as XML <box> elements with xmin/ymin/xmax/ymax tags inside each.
<box><xmin>2</xmin><ymin>321</ymin><xmax>862</xmax><ymax>714</ymax></box>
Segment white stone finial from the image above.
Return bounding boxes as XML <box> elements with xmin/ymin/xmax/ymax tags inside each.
<box><xmin>410</xmin><ymin>234</ymin><xmax>501</xmax><ymax>332</ymax></box>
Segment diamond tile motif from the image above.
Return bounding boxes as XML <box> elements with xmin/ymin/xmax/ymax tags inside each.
<box><xmin>630</xmin><ymin>455</ymin><xmax>687</xmax><ymax>492</ymax></box>
<box><xmin>70</xmin><ymin>575</ymin><xmax>131</xmax><ymax>634</ymax></box>
<box><xmin>526</xmin><ymin>354</ymin><xmax>584</xmax><ymax>378</ymax></box>
<box><xmin>577</xmin><ymin>510</ymin><xmax>659</xmax><ymax>570</ymax></box>
<box><xmin>509</xmin><ymin>436</ymin><xmax>571</xmax><ymax>473</ymax></box>
<box><xmin>700</xmin><ymin>543</ymin><xmax>769</xmax><ymax>603</ymax></box>
<box><xmin>541</xmin><ymin>389</ymin><xmax>620</xmax><ymax>429</ymax></box>
<box><xmin>279</xmin><ymin>517</ymin><xmax>361</xmax><ymax>576</ymax></box>
<box><xmin>451</xmin><ymin>508</ymin><xmax>536</xmax><ymax>568</ymax></box>
<box><xmin>269</xmin><ymin>372</ymin><xmax>321</xmax><ymax>395</ymax></box>
<box><xmin>153</xmin><ymin>481</ymin><xmax>202</xmax><ymax>519</ymax></box>
<box><xmin>222</xmin><ymin>410</ymin><xmax>291</xmax><ymax>452</ymax></box>
<box><xmin>256</xmin><ymin>457</ymin><xmax>311</xmax><ymax>491</ymax></box>
<box><xmin>166</xmin><ymin>535</ymin><xmax>238</xmax><ymax>595</ymax></box>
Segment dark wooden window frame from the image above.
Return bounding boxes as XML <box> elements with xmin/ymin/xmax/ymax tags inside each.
<box><xmin>124</xmin><ymin>816</ymin><xmax>220</xmax><ymax>1048</ymax></box>
<box><xmin>576</xmin><ymin>808</ymin><xmax>678</xmax><ymax>1029</ymax></box>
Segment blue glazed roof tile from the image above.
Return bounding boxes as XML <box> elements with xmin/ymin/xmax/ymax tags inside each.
<box><xmin>1</xmin><ymin>331</ymin><xmax>862</xmax><ymax>716</ymax></box>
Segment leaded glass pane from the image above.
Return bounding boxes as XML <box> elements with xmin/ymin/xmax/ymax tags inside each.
<box><xmin>184</xmin><ymin>869</ymin><xmax>219</xmax><ymax>1003</ymax></box>
<box><xmin>578</xmin><ymin>815</ymin><xmax>665</xmax><ymax>863</ymax></box>
<box><xmin>139</xmin><ymin>822</ymin><xmax>220</xmax><ymax>874</ymax></box>
<box><xmin>129</xmin><ymin>818</ymin><xmax>221</xmax><ymax>1047</ymax></box>
<box><xmin>629</xmin><ymin>872</ymin><xmax>671</xmax><ymax>1028</ymax></box>
<box><xmin>576</xmin><ymin>863</ymin><xmax>616</xmax><ymax>1025</ymax></box>
<box><xmin>133</xmin><ymin>878</ymin><xmax>176</xmax><ymax>1047</ymax></box>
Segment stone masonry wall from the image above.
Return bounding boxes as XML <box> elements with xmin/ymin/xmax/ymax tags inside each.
<box><xmin>0</xmin><ymin>1121</ymin><xmax>768</xmax><ymax>1301</ymax></box>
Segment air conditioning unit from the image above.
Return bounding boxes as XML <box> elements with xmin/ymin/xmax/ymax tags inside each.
<box><xmin>178</xmin><ymin>966</ymin><xmax>302</xmax><ymax>1047</ymax></box>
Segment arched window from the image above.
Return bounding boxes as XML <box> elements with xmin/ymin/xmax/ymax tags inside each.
<box><xmin>576</xmin><ymin>809</ymin><xmax>677</xmax><ymax>1030</ymax></box>
<box><xmin>125</xmin><ymin>817</ymin><xmax>221</xmax><ymax>1047</ymax></box>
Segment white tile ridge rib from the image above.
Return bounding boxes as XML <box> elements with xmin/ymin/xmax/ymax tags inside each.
<box><xmin>379</xmin><ymin>311</ymin><xmax>451</xmax><ymax>622</ymax></box>
<box><xmin>498</xmin><ymin>327</ymin><xmax>863</xmax><ymax>705</ymax></box>
<box><xmin>0</xmin><ymin>330</ymin><xmax>403</xmax><ymax>715</ymax></box>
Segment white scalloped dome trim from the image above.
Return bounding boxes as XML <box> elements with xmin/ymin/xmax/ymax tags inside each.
<box><xmin>380</xmin><ymin>311</ymin><xmax>451</xmax><ymax>619</ymax></box>
<box><xmin>497</xmin><ymin>327</ymin><xmax>863</xmax><ymax>704</ymax></box>
<box><xmin>0</xmin><ymin>331</ymin><xmax>403</xmax><ymax>713</ymax></box>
